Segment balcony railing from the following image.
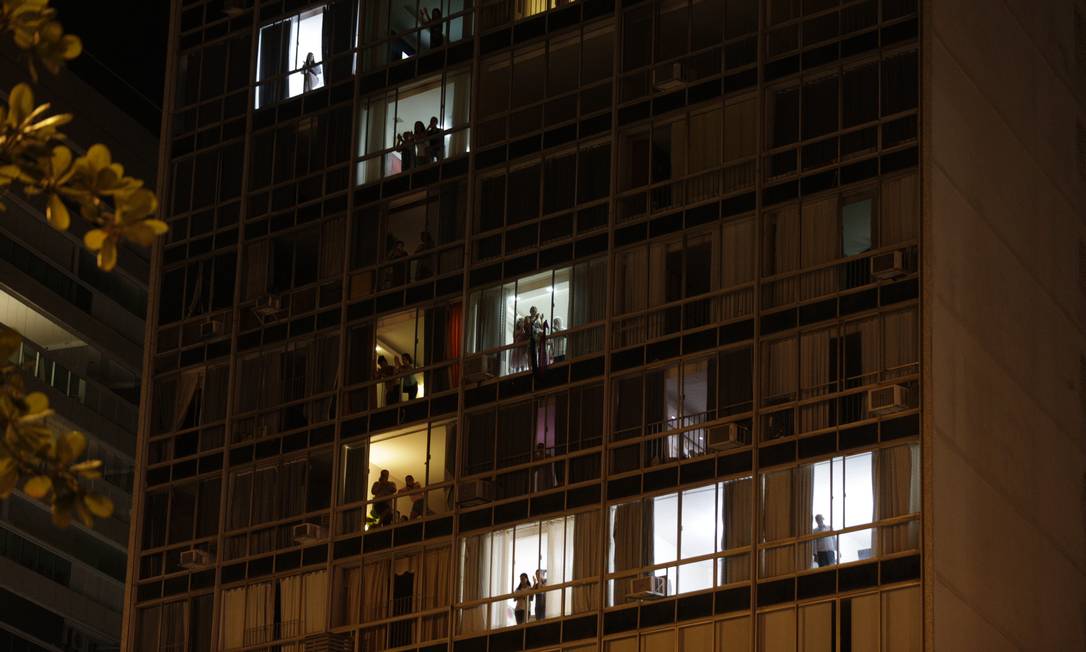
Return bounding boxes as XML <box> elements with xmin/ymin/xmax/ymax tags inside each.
<box><xmin>9</xmin><ymin>338</ymin><xmax>138</xmax><ymax>434</ymax></box>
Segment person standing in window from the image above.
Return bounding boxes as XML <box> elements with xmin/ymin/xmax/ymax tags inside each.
<box><xmin>413</xmin><ymin>121</ymin><xmax>430</xmax><ymax>164</ymax></box>
<box><xmin>417</xmin><ymin>6</ymin><xmax>444</xmax><ymax>48</ymax></box>
<box><xmin>396</xmin><ymin>131</ymin><xmax>415</xmax><ymax>173</ymax></box>
<box><xmin>371</xmin><ymin>469</ymin><xmax>397</xmax><ymax>526</ymax></box>
<box><xmin>377</xmin><ymin>355</ymin><xmax>399</xmax><ymax>406</ymax></box>
<box><xmin>527</xmin><ymin>306</ymin><xmax>544</xmax><ymax>375</ymax></box>
<box><xmin>398</xmin><ymin>353</ymin><xmax>419</xmax><ymax>400</ymax></box>
<box><xmin>813</xmin><ymin>514</ymin><xmax>836</xmax><ymax>567</ymax></box>
<box><xmin>301</xmin><ymin>52</ymin><xmax>322</xmax><ymax>92</ymax></box>
<box><xmin>388</xmin><ymin>240</ymin><xmax>408</xmax><ymax>287</ymax></box>
<box><xmin>426</xmin><ymin>117</ymin><xmax>444</xmax><ymax>162</ymax></box>
<box><xmin>548</xmin><ymin>316</ymin><xmax>566</xmax><ymax>362</ymax></box>
<box><xmin>400</xmin><ymin>474</ymin><xmax>425</xmax><ymax>519</ymax></box>
<box><xmin>513</xmin><ymin>574</ymin><xmax>532</xmax><ymax>624</ymax></box>
<box><xmin>513</xmin><ymin>317</ymin><xmax>527</xmax><ymax>372</ymax></box>
<box><xmin>532</xmin><ymin>569</ymin><xmax>547</xmax><ymax>621</ymax></box>
<box><xmin>414</xmin><ymin>231</ymin><xmax>435</xmax><ymax>280</ymax></box>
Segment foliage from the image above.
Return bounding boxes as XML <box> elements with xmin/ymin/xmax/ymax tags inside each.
<box><xmin>0</xmin><ymin>0</ymin><xmax>167</xmax><ymax>527</ymax></box>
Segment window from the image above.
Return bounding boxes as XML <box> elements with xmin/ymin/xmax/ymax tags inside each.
<box><xmin>465</xmin><ymin>260</ymin><xmax>606</xmax><ymax>376</ymax></box>
<box><xmin>339</xmin><ymin>421</ymin><xmax>456</xmax><ymax>530</ymax></box>
<box><xmin>220</xmin><ymin>571</ymin><xmax>329</xmax><ymax>649</ymax></box>
<box><xmin>256</xmin><ymin>7</ymin><xmax>327</xmax><ymax>108</ymax></box>
<box><xmin>227</xmin><ymin>449</ymin><xmax>333</xmax><ymax>532</ymax></box>
<box><xmin>151</xmin><ymin>364</ymin><xmax>229</xmax><ymax>435</ymax></box>
<box><xmin>608</xmin><ymin>477</ymin><xmax>752</xmax><ymax>605</ymax></box>
<box><xmin>461</xmin><ymin>384</ymin><xmax>603</xmax><ymax>479</ymax></box>
<box><xmin>357</xmin><ymin>70</ymin><xmax>472</xmax><ymax>183</ymax></box>
<box><xmin>242</xmin><ymin>219</ymin><xmax>346</xmax><ymax>300</ymax></box>
<box><xmin>759</xmin><ymin>444</ymin><xmax>919</xmax><ymax>578</ymax></box>
<box><xmin>841</xmin><ymin>197</ymin><xmax>873</xmax><ymax>256</ymax></box>
<box><xmin>360</xmin><ymin>0</ymin><xmax>471</xmax><ymax>70</ymax></box>
<box><xmin>458</xmin><ymin>510</ymin><xmax>602</xmax><ymax>633</ymax></box>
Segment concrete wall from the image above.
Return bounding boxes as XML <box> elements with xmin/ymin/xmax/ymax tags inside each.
<box><xmin>924</xmin><ymin>0</ymin><xmax>1086</xmax><ymax>649</ymax></box>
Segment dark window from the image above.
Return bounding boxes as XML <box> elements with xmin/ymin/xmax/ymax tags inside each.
<box><xmin>842</xmin><ymin>64</ymin><xmax>878</xmax><ymax>127</ymax></box>
<box><xmin>769</xmin><ymin>88</ymin><xmax>800</xmax><ymax>147</ymax></box>
<box><xmin>802</xmin><ymin>76</ymin><xmax>839</xmax><ymax>139</ymax></box>
<box><xmin>881</xmin><ymin>51</ymin><xmax>918</xmax><ymax>116</ymax></box>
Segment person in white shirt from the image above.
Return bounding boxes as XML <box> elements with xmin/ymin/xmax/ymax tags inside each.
<box><xmin>813</xmin><ymin>513</ymin><xmax>836</xmax><ymax>567</ymax></box>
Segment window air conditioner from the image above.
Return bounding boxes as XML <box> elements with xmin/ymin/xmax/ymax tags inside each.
<box><xmin>707</xmin><ymin>422</ymin><xmax>746</xmax><ymax>451</ymax></box>
<box><xmin>254</xmin><ymin>294</ymin><xmax>284</xmax><ymax>320</ymax></box>
<box><xmin>457</xmin><ymin>479</ymin><xmax>495</xmax><ymax>507</ymax></box>
<box><xmin>463</xmin><ymin>356</ymin><xmax>495</xmax><ymax>383</ymax></box>
<box><xmin>626</xmin><ymin>575</ymin><xmax>668</xmax><ymax>601</ymax></box>
<box><xmin>870</xmin><ymin>250</ymin><xmax>906</xmax><ymax>280</ymax></box>
<box><xmin>867</xmin><ymin>384</ymin><xmax>908</xmax><ymax>416</ymax></box>
<box><xmin>292</xmin><ymin>523</ymin><xmax>327</xmax><ymax>545</ymax></box>
<box><xmin>179</xmin><ymin>549</ymin><xmax>212</xmax><ymax>570</ymax></box>
<box><xmin>653</xmin><ymin>62</ymin><xmax>685</xmax><ymax>91</ymax></box>
<box><xmin>303</xmin><ymin>632</ymin><xmax>354</xmax><ymax>652</ymax></box>
<box><xmin>199</xmin><ymin>318</ymin><xmax>223</xmax><ymax>339</ymax></box>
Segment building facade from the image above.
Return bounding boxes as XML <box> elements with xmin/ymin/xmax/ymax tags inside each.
<box><xmin>124</xmin><ymin>0</ymin><xmax>1085</xmax><ymax>650</ymax></box>
<box><xmin>0</xmin><ymin>54</ymin><xmax>156</xmax><ymax>652</ymax></box>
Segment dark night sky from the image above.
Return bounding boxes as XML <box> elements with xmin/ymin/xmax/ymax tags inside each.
<box><xmin>54</xmin><ymin>0</ymin><xmax>170</xmax><ymax>135</ymax></box>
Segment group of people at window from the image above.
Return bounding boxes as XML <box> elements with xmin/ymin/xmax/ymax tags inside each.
<box><xmin>376</xmin><ymin>353</ymin><xmax>419</xmax><ymax>405</ymax></box>
<box><xmin>382</xmin><ymin>231</ymin><xmax>435</xmax><ymax>289</ymax></box>
<box><xmin>511</xmin><ymin>306</ymin><xmax>567</xmax><ymax>375</ymax></box>
<box><xmin>512</xmin><ymin>569</ymin><xmax>549</xmax><ymax>624</ymax></box>
<box><xmin>396</xmin><ymin>116</ymin><xmax>445</xmax><ymax>172</ymax></box>
<box><xmin>369</xmin><ymin>469</ymin><xmax>429</xmax><ymax>526</ymax></box>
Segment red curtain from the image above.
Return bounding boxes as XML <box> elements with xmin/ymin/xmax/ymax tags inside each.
<box><xmin>448</xmin><ymin>302</ymin><xmax>462</xmax><ymax>387</ymax></box>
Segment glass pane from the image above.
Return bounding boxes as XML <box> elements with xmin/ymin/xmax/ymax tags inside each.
<box><xmin>842</xmin><ymin>199</ymin><xmax>873</xmax><ymax>256</ymax></box>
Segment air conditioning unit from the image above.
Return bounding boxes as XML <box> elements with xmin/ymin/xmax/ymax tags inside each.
<box><xmin>707</xmin><ymin>422</ymin><xmax>746</xmax><ymax>451</ymax></box>
<box><xmin>870</xmin><ymin>250</ymin><xmax>906</xmax><ymax>280</ymax></box>
<box><xmin>292</xmin><ymin>523</ymin><xmax>327</xmax><ymax>545</ymax></box>
<box><xmin>199</xmin><ymin>318</ymin><xmax>223</xmax><ymax>339</ymax></box>
<box><xmin>462</xmin><ymin>356</ymin><xmax>495</xmax><ymax>383</ymax></box>
<box><xmin>254</xmin><ymin>294</ymin><xmax>284</xmax><ymax>321</ymax></box>
<box><xmin>653</xmin><ymin>62</ymin><xmax>684</xmax><ymax>91</ymax></box>
<box><xmin>457</xmin><ymin>479</ymin><xmax>495</xmax><ymax>507</ymax></box>
<box><xmin>179</xmin><ymin>549</ymin><xmax>212</xmax><ymax>570</ymax></box>
<box><xmin>867</xmin><ymin>384</ymin><xmax>908</xmax><ymax>416</ymax></box>
<box><xmin>626</xmin><ymin>575</ymin><xmax>668</xmax><ymax>601</ymax></box>
<box><xmin>303</xmin><ymin>632</ymin><xmax>354</xmax><ymax>652</ymax></box>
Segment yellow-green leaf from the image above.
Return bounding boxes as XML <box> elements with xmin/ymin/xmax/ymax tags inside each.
<box><xmin>85</xmin><ymin>144</ymin><xmax>110</xmax><ymax>170</ymax></box>
<box><xmin>83</xmin><ymin>229</ymin><xmax>107</xmax><ymax>251</ymax></box>
<box><xmin>58</xmin><ymin>430</ymin><xmax>86</xmax><ymax>465</ymax></box>
<box><xmin>97</xmin><ymin>240</ymin><xmax>117</xmax><ymax>271</ymax></box>
<box><xmin>24</xmin><ymin>391</ymin><xmax>48</xmax><ymax>414</ymax></box>
<box><xmin>61</xmin><ymin>34</ymin><xmax>81</xmax><ymax>59</ymax></box>
<box><xmin>83</xmin><ymin>493</ymin><xmax>113</xmax><ymax>518</ymax></box>
<box><xmin>46</xmin><ymin>194</ymin><xmax>69</xmax><ymax>230</ymax></box>
<box><xmin>23</xmin><ymin>475</ymin><xmax>52</xmax><ymax>498</ymax></box>
<box><xmin>7</xmin><ymin>83</ymin><xmax>34</xmax><ymax>125</ymax></box>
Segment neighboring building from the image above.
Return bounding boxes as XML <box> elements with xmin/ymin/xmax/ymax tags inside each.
<box><xmin>124</xmin><ymin>0</ymin><xmax>1085</xmax><ymax>651</ymax></box>
<box><xmin>0</xmin><ymin>51</ymin><xmax>156</xmax><ymax>652</ymax></box>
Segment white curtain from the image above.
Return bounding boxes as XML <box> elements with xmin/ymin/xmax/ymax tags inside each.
<box><xmin>569</xmin><ymin>510</ymin><xmax>600</xmax><ymax>613</ymax></box>
<box><xmin>882</xmin><ymin>309</ymin><xmax>917</xmax><ymax>380</ymax></box>
<box><xmin>459</xmin><ymin>533</ymin><xmax>491</xmax><ymax>633</ymax></box>
<box><xmin>243</xmin><ymin>582</ymin><xmax>275</xmax><ymax>646</ymax></box>
<box><xmin>363</xmin><ymin>558</ymin><xmax>391</xmax><ymax>621</ymax></box>
<box><xmin>800</xmin><ymin>196</ymin><xmax>839</xmax><ymax>300</ymax></box>
<box><xmin>279</xmin><ymin>574</ymin><xmax>304</xmax><ymax>646</ymax></box>
<box><xmin>880</xmin><ymin>172</ymin><xmax>918</xmax><ymax>245</ymax></box>
<box><xmin>760</xmin><ymin>470</ymin><xmax>793</xmax><ymax>577</ymax></box>
<box><xmin>799</xmin><ymin>329</ymin><xmax>833</xmax><ymax>432</ymax></box>
<box><xmin>489</xmin><ymin>527</ymin><xmax>514</xmax><ymax>628</ymax></box>
<box><xmin>221</xmin><ymin>588</ymin><xmax>247</xmax><ymax>650</ymax></box>
<box><xmin>722</xmin><ymin>217</ymin><xmax>755</xmax><ymax>288</ymax></box>
<box><xmin>762</xmin><ymin>337</ymin><xmax>797</xmax><ymax>405</ymax></box>
<box><xmin>878</xmin><ymin>444</ymin><xmax>920</xmax><ymax>524</ymax></box>
<box><xmin>303</xmin><ymin>571</ymin><xmax>328</xmax><ymax>634</ymax></box>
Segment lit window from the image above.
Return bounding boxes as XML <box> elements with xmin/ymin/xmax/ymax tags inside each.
<box><xmin>256</xmin><ymin>6</ymin><xmax>326</xmax><ymax>108</ymax></box>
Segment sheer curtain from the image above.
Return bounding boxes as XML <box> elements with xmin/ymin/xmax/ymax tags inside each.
<box><xmin>687</xmin><ymin>108</ymin><xmax>722</xmax><ymax>201</ymax></box>
<box><xmin>244</xmin><ymin>582</ymin><xmax>275</xmax><ymax>646</ymax></box>
<box><xmin>570</xmin><ymin>259</ymin><xmax>606</xmax><ymax>356</ymax></box>
<box><xmin>882</xmin><ymin>309</ymin><xmax>917</xmax><ymax>380</ymax></box>
<box><xmin>221</xmin><ymin>588</ymin><xmax>246</xmax><ymax>649</ymax></box>
<box><xmin>878</xmin><ymin>444</ymin><xmax>920</xmax><ymax>549</ymax></box>
<box><xmin>762</xmin><ymin>338</ymin><xmax>797</xmax><ymax>405</ymax></box>
<box><xmin>722</xmin><ymin>217</ymin><xmax>755</xmax><ymax>288</ymax></box>
<box><xmin>720</xmin><ymin>478</ymin><xmax>752</xmax><ymax>583</ymax></box>
<box><xmin>615</xmin><ymin>248</ymin><xmax>648</xmax><ymax>316</ymax></box>
<box><xmin>160</xmin><ymin>601</ymin><xmax>185</xmax><ymax>652</ymax></box>
<box><xmin>845</xmin><ymin>317</ymin><xmax>880</xmax><ymax>387</ymax></box>
<box><xmin>421</xmin><ymin>546</ymin><xmax>452</xmax><ymax>640</ymax></box>
<box><xmin>610</xmin><ymin>501</ymin><xmax>641</xmax><ymax>604</ymax></box>
<box><xmin>760</xmin><ymin>470</ymin><xmax>793</xmax><ymax>577</ymax></box>
<box><xmin>570</xmin><ymin>510</ymin><xmax>601</xmax><ymax>613</ymax></box>
<box><xmin>363</xmin><ymin>558</ymin><xmax>392</xmax><ymax>621</ymax></box>
<box><xmin>489</xmin><ymin>528</ymin><xmax>514</xmax><ymax>628</ymax></box>
<box><xmin>799</xmin><ymin>329</ymin><xmax>833</xmax><ymax>432</ymax></box>
<box><xmin>173</xmin><ymin>370</ymin><xmax>202</xmax><ymax>431</ymax></box>
<box><xmin>279</xmin><ymin>574</ymin><xmax>304</xmax><ymax>645</ymax></box>
<box><xmin>303</xmin><ymin>571</ymin><xmax>328</xmax><ymax>634</ymax></box>
<box><xmin>459</xmin><ymin>533</ymin><xmax>490</xmax><ymax>633</ymax></box>
<box><xmin>334</xmin><ymin>566</ymin><xmax>362</xmax><ymax>627</ymax></box>
<box><xmin>800</xmin><ymin>196</ymin><xmax>839</xmax><ymax>299</ymax></box>
<box><xmin>880</xmin><ymin>172</ymin><xmax>918</xmax><ymax>245</ymax></box>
